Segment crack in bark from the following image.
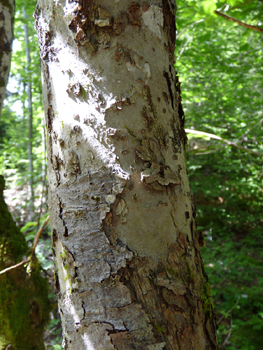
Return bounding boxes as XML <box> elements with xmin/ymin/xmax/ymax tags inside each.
<box><xmin>58</xmin><ymin>196</ymin><xmax>68</xmax><ymax>237</ymax></box>
<box><xmin>163</xmin><ymin>71</ymin><xmax>174</xmax><ymax>110</ymax></box>
<box><xmin>80</xmin><ymin>300</ymin><xmax>86</xmax><ymax>322</ymax></box>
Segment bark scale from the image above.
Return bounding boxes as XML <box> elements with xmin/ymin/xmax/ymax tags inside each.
<box><xmin>0</xmin><ymin>0</ymin><xmax>14</xmax><ymax>115</ymax></box>
<box><xmin>35</xmin><ymin>1</ymin><xmax>218</xmax><ymax>349</ymax></box>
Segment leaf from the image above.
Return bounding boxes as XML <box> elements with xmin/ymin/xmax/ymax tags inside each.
<box><xmin>21</xmin><ymin>221</ymin><xmax>37</xmax><ymax>233</ymax></box>
<box><xmin>205</xmin><ymin>14</ymin><xmax>217</xmax><ymax>26</ymax></box>
<box><xmin>201</xmin><ymin>0</ymin><xmax>217</xmax><ymax>15</ymax></box>
<box><xmin>227</xmin><ymin>0</ymin><xmax>242</xmax><ymax>6</ymax></box>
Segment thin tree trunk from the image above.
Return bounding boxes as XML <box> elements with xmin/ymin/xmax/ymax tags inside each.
<box><xmin>0</xmin><ymin>0</ymin><xmax>14</xmax><ymax>115</ymax></box>
<box><xmin>23</xmin><ymin>6</ymin><xmax>34</xmax><ymax>214</ymax></box>
<box><xmin>35</xmin><ymin>1</ymin><xmax>218</xmax><ymax>349</ymax></box>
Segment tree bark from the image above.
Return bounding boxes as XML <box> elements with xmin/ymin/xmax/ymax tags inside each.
<box><xmin>0</xmin><ymin>0</ymin><xmax>14</xmax><ymax>115</ymax></box>
<box><xmin>23</xmin><ymin>6</ymin><xmax>35</xmax><ymax>215</ymax></box>
<box><xmin>35</xmin><ymin>1</ymin><xmax>218</xmax><ymax>349</ymax></box>
<box><xmin>0</xmin><ymin>176</ymin><xmax>50</xmax><ymax>350</ymax></box>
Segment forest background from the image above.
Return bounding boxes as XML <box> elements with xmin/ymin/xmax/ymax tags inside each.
<box><xmin>0</xmin><ymin>0</ymin><xmax>262</xmax><ymax>349</ymax></box>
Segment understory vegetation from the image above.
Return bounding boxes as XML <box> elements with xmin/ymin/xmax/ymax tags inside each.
<box><xmin>0</xmin><ymin>0</ymin><xmax>262</xmax><ymax>349</ymax></box>
<box><xmin>177</xmin><ymin>1</ymin><xmax>263</xmax><ymax>349</ymax></box>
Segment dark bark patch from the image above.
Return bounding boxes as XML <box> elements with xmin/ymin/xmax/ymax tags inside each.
<box><xmin>128</xmin><ymin>3</ymin><xmax>141</xmax><ymax>26</ymax></box>
<box><xmin>47</xmin><ymin>105</ymin><xmax>54</xmax><ymax>132</ymax></box>
<box><xmin>143</xmin><ymin>84</ymin><xmax>156</xmax><ymax>117</ymax></box>
<box><xmin>170</xmin><ymin>121</ymin><xmax>183</xmax><ymax>154</ymax></box>
<box><xmin>178</xmin><ymin>232</ymin><xmax>189</xmax><ymax>250</ymax></box>
<box><xmin>52</xmin><ymin>229</ymin><xmax>58</xmax><ymax>247</ymax></box>
<box><xmin>67</xmin><ymin>151</ymin><xmax>81</xmax><ymax>175</ymax></box>
<box><xmin>113</xmin><ymin>12</ymin><xmax>127</xmax><ymax>35</ymax></box>
<box><xmin>162</xmin><ymin>0</ymin><xmax>176</xmax><ymax>62</ymax></box>
<box><xmin>34</xmin><ymin>7</ymin><xmax>51</xmax><ymax>60</ymax></box>
<box><xmin>69</xmin><ymin>2</ymin><xmax>114</xmax><ymax>50</ymax></box>
<box><xmin>52</xmin><ymin>155</ymin><xmax>63</xmax><ymax>171</ymax></box>
<box><xmin>58</xmin><ymin>197</ymin><xmax>68</xmax><ymax>237</ymax></box>
<box><xmin>141</xmin><ymin>105</ymin><xmax>154</xmax><ymax>131</ymax></box>
<box><xmin>116</xmin><ymin>244</ymin><xmax>218</xmax><ymax>349</ymax></box>
<box><xmin>198</xmin><ymin>231</ymin><xmax>206</xmax><ymax>247</ymax></box>
<box><xmin>0</xmin><ymin>27</ymin><xmax>11</xmax><ymax>53</ymax></box>
<box><xmin>163</xmin><ymin>71</ymin><xmax>174</xmax><ymax>109</ymax></box>
<box><xmin>54</xmin><ymin>270</ymin><xmax>60</xmax><ymax>293</ymax></box>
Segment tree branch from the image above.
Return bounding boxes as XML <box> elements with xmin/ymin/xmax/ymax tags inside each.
<box><xmin>0</xmin><ymin>258</ymin><xmax>30</xmax><ymax>275</ymax></box>
<box><xmin>177</xmin><ymin>19</ymin><xmax>205</xmax><ymax>38</ymax></box>
<box><xmin>214</xmin><ymin>10</ymin><xmax>263</xmax><ymax>33</ymax></box>
<box><xmin>0</xmin><ymin>216</ymin><xmax>50</xmax><ymax>275</ymax></box>
<box><xmin>185</xmin><ymin>128</ymin><xmax>263</xmax><ymax>156</ymax></box>
<box><xmin>238</xmin><ymin>117</ymin><xmax>263</xmax><ymax>141</ymax></box>
<box><xmin>32</xmin><ymin>215</ymin><xmax>50</xmax><ymax>254</ymax></box>
<box><xmin>230</xmin><ymin>0</ymin><xmax>255</xmax><ymax>10</ymax></box>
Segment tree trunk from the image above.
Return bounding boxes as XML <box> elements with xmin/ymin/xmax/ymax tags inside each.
<box><xmin>0</xmin><ymin>176</ymin><xmax>50</xmax><ymax>350</ymax></box>
<box><xmin>0</xmin><ymin>0</ymin><xmax>14</xmax><ymax>115</ymax></box>
<box><xmin>35</xmin><ymin>1</ymin><xmax>218</xmax><ymax>349</ymax></box>
<box><xmin>23</xmin><ymin>6</ymin><xmax>35</xmax><ymax>215</ymax></box>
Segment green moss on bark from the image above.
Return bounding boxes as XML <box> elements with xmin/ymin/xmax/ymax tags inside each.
<box><xmin>200</xmin><ymin>274</ymin><xmax>213</xmax><ymax>319</ymax></box>
<box><xmin>0</xmin><ymin>177</ymin><xmax>28</xmax><ymax>264</ymax></box>
<box><xmin>0</xmin><ymin>176</ymin><xmax>50</xmax><ymax>350</ymax></box>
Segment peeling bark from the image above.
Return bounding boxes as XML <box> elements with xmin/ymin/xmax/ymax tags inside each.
<box><xmin>0</xmin><ymin>0</ymin><xmax>14</xmax><ymax>115</ymax></box>
<box><xmin>35</xmin><ymin>0</ymin><xmax>218</xmax><ymax>349</ymax></box>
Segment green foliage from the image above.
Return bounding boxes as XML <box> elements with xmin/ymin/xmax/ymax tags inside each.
<box><xmin>0</xmin><ymin>0</ymin><xmax>45</xmax><ymax>190</ymax></box>
<box><xmin>45</xmin><ymin>317</ymin><xmax>63</xmax><ymax>350</ymax></box>
<box><xmin>176</xmin><ymin>1</ymin><xmax>263</xmax><ymax>348</ymax></box>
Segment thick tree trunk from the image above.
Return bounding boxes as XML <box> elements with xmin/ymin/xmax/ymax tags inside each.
<box><xmin>0</xmin><ymin>176</ymin><xmax>50</xmax><ymax>350</ymax></box>
<box><xmin>35</xmin><ymin>1</ymin><xmax>218</xmax><ymax>349</ymax></box>
<box><xmin>0</xmin><ymin>0</ymin><xmax>14</xmax><ymax>115</ymax></box>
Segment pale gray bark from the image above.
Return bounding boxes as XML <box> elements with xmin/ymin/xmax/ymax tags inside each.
<box><xmin>0</xmin><ymin>0</ymin><xmax>14</xmax><ymax>115</ymax></box>
<box><xmin>35</xmin><ymin>1</ymin><xmax>217</xmax><ymax>349</ymax></box>
<box><xmin>23</xmin><ymin>6</ymin><xmax>34</xmax><ymax>213</ymax></box>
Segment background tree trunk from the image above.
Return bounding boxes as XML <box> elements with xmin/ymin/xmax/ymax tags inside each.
<box><xmin>35</xmin><ymin>0</ymin><xmax>218</xmax><ymax>349</ymax></box>
<box><xmin>23</xmin><ymin>6</ymin><xmax>35</xmax><ymax>215</ymax></box>
<box><xmin>0</xmin><ymin>0</ymin><xmax>14</xmax><ymax>115</ymax></box>
<box><xmin>0</xmin><ymin>176</ymin><xmax>50</xmax><ymax>350</ymax></box>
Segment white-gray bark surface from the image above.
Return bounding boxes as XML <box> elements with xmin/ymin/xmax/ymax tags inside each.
<box><xmin>35</xmin><ymin>1</ymin><xmax>218</xmax><ymax>349</ymax></box>
<box><xmin>0</xmin><ymin>0</ymin><xmax>14</xmax><ymax>115</ymax></box>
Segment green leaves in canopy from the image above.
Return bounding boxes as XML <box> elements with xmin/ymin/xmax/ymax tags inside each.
<box><xmin>200</xmin><ymin>0</ymin><xmax>217</xmax><ymax>15</ymax></box>
<box><xmin>0</xmin><ymin>0</ymin><xmax>44</xmax><ymax>187</ymax></box>
<box><xmin>178</xmin><ymin>0</ymin><xmax>263</xmax><ymax>29</ymax></box>
<box><xmin>176</xmin><ymin>0</ymin><xmax>263</xmax><ymax>349</ymax></box>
